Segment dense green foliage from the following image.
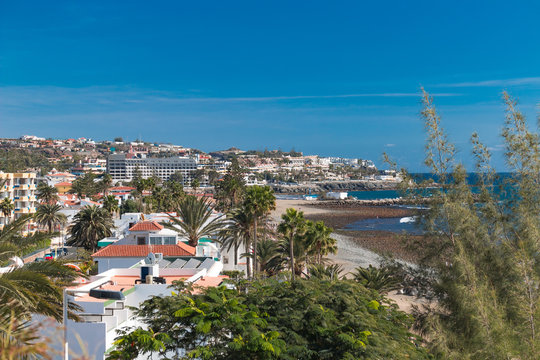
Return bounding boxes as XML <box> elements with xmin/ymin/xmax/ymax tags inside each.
<box><xmin>108</xmin><ymin>279</ymin><xmax>429</xmax><ymax>359</ymax></box>
<box><xmin>36</xmin><ymin>183</ymin><xmax>59</xmax><ymax>204</ymax></box>
<box><xmin>34</xmin><ymin>204</ymin><xmax>67</xmax><ymax>233</ymax></box>
<box><xmin>243</xmin><ymin>185</ymin><xmax>276</xmax><ymax>274</ymax></box>
<box><xmin>0</xmin><ymin>216</ymin><xmax>80</xmax><ymax>323</ymax></box>
<box><xmin>66</xmin><ymin>205</ymin><xmax>114</xmax><ymax>252</ymax></box>
<box><xmin>0</xmin><ymin>149</ymin><xmax>53</xmax><ymax>174</ymax></box>
<box><xmin>214</xmin><ymin>158</ymin><xmax>246</xmax><ymax>212</ymax></box>
<box><xmin>396</xmin><ymin>90</ymin><xmax>540</xmax><ymax>359</ymax></box>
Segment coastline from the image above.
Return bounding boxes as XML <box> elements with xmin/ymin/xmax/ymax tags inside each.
<box><xmin>271</xmin><ymin>199</ymin><xmax>422</xmax><ymax>270</ymax></box>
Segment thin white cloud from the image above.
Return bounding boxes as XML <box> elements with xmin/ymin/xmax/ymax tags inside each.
<box><xmin>0</xmin><ymin>85</ymin><xmax>460</xmax><ymax>108</ymax></box>
<box><xmin>437</xmin><ymin>77</ymin><xmax>540</xmax><ymax>88</ymax></box>
<box><xmin>385</xmin><ymin>143</ymin><xmax>396</xmax><ymax>147</ymax></box>
<box><xmin>155</xmin><ymin>92</ymin><xmax>460</xmax><ymax>103</ymax></box>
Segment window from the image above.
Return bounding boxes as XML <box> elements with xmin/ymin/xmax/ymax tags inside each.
<box><xmin>137</xmin><ymin>236</ymin><xmax>146</xmax><ymax>245</ymax></box>
<box><xmin>163</xmin><ymin>236</ymin><xmax>176</xmax><ymax>245</ymax></box>
<box><xmin>149</xmin><ymin>237</ymin><xmax>161</xmax><ymax>245</ymax></box>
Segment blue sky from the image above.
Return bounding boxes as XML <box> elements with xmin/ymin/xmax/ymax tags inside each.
<box><xmin>1</xmin><ymin>1</ymin><xmax>539</xmax><ymax>171</ymax></box>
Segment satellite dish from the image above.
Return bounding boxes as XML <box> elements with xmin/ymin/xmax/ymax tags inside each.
<box><xmin>146</xmin><ymin>252</ymin><xmax>156</xmax><ymax>264</ymax></box>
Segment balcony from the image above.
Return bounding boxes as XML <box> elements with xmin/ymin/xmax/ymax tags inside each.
<box><xmin>14</xmin><ymin>207</ymin><xmax>36</xmax><ymax>214</ymax></box>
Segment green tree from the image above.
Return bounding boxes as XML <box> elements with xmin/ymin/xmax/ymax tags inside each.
<box><xmin>219</xmin><ymin>204</ymin><xmax>255</xmax><ymax>278</ymax></box>
<box><xmin>402</xmin><ymin>90</ymin><xmax>540</xmax><ymax>359</ymax></box>
<box><xmin>66</xmin><ymin>205</ymin><xmax>114</xmax><ymax>252</ymax></box>
<box><xmin>108</xmin><ymin>279</ymin><xmax>429</xmax><ymax>359</ymax></box>
<box><xmin>243</xmin><ymin>185</ymin><xmax>276</xmax><ymax>274</ymax></box>
<box><xmin>305</xmin><ymin>220</ymin><xmax>336</xmax><ymax>265</ymax></box>
<box><xmin>352</xmin><ymin>265</ymin><xmax>400</xmax><ymax>293</ymax></box>
<box><xmin>164</xmin><ymin>195</ymin><xmax>224</xmax><ymax>247</ymax></box>
<box><xmin>0</xmin><ymin>215</ymin><xmax>81</xmax><ymax>323</ymax></box>
<box><xmin>34</xmin><ymin>204</ymin><xmax>67</xmax><ymax>233</ymax></box>
<box><xmin>215</xmin><ymin>158</ymin><xmax>245</xmax><ymax>212</ymax></box>
<box><xmin>102</xmin><ymin>195</ymin><xmax>119</xmax><ymax>217</ymax></box>
<box><xmin>120</xmin><ymin>199</ymin><xmax>140</xmax><ymax>214</ymax></box>
<box><xmin>70</xmin><ymin>172</ymin><xmax>98</xmax><ymax>198</ymax></box>
<box><xmin>169</xmin><ymin>171</ymin><xmax>183</xmax><ymax>184</ymax></box>
<box><xmin>190</xmin><ymin>178</ymin><xmax>200</xmax><ymax>193</ymax></box>
<box><xmin>277</xmin><ymin>208</ymin><xmax>307</xmax><ymax>281</ymax></box>
<box><xmin>0</xmin><ymin>198</ymin><xmax>14</xmax><ymax>224</ymax></box>
<box><xmin>99</xmin><ymin>173</ymin><xmax>113</xmax><ymax>195</ymax></box>
<box><xmin>36</xmin><ymin>183</ymin><xmax>59</xmax><ymax>204</ymax></box>
<box><xmin>255</xmin><ymin>238</ymin><xmax>283</xmax><ymax>276</ymax></box>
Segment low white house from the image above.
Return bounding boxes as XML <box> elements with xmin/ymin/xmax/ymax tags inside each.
<box><xmin>326</xmin><ymin>191</ymin><xmax>348</xmax><ymax>200</ymax></box>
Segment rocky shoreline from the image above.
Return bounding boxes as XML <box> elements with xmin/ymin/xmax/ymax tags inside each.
<box><xmin>303</xmin><ymin>203</ymin><xmax>423</xmax><ymax>263</ymax></box>
<box><xmin>270</xmin><ymin>179</ymin><xmax>399</xmax><ymax>194</ymax></box>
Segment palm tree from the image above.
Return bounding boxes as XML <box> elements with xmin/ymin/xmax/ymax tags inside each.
<box><xmin>305</xmin><ymin>221</ymin><xmax>336</xmax><ymax>265</ymax></box>
<box><xmin>66</xmin><ymin>205</ymin><xmax>114</xmax><ymax>252</ymax></box>
<box><xmin>277</xmin><ymin>208</ymin><xmax>307</xmax><ymax>281</ymax></box>
<box><xmin>34</xmin><ymin>204</ymin><xmax>67</xmax><ymax>233</ymax></box>
<box><xmin>0</xmin><ymin>198</ymin><xmax>15</xmax><ymax>225</ymax></box>
<box><xmin>102</xmin><ymin>195</ymin><xmax>119</xmax><ymax>217</ymax></box>
<box><xmin>36</xmin><ymin>183</ymin><xmax>59</xmax><ymax>204</ymax></box>
<box><xmin>164</xmin><ymin>195</ymin><xmax>224</xmax><ymax>247</ymax></box>
<box><xmin>255</xmin><ymin>238</ymin><xmax>283</xmax><ymax>276</ymax></box>
<box><xmin>308</xmin><ymin>263</ymin><xmax>345</xmax><ymax>281</ymax></box>
<box><xmin>243</xmin><ymin>186</ymin><xmax>275</xmax><ymax>274</ymax></box>
<box><xmin>352</xmin><ymin>265</ymin><xmax>400</xmax><ymax>293</ymax></box>
<box><xmin>218</xmin><ymin>205</ymin><xmax>254</xmax><ymax>277</ymax></box>
<box><xmin>0</xmin><ymin>215</ymin><xmax>81</xmax><ymax>323</ymax></box>
<box><xmin>99</xmin><ymin>173</ymin><xmax>113</xmax><ymax>195</ymax></box>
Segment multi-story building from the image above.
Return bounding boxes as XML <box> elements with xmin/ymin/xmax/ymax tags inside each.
<box><xmin>107</xmin><ymin>153</ymin><xmax>198</xmax><ymax>185</ymax></box>
<box><xmin>0</xmin><ymin>172</ymin><xmax>37</xmax><ymax>230</ymax></box>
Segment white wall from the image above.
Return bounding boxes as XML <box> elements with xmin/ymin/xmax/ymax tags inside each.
<box><xmin>97</xmin><ymin>257</ymin><xmax>142</xmax><ymax>273</ymax></box>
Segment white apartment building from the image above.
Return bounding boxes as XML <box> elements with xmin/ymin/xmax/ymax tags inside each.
<box><xmin>107</xmin><ymin>153</ymin><xmax>197</xmax><ymax>185</ymax></box>
<box><xmin>0</xmin><ymin>172</ymin><xmax>38</xmax><ymax>230</ymax></box>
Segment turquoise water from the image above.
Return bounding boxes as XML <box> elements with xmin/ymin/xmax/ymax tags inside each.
<box><xmin>348</xmin><ymin>189</ymin><xmax>400</xmax><ymax>200</ymax></box>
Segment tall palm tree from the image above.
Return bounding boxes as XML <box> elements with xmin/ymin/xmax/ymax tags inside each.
<box><xmin>34</xmin><ymin>204</ymin><xmax>67</xmax><ymax>233</ymax></box>
<box><xmin>36</xmin><ymin>183</ymin><xmax>59</xmax><ymax>204</ymax></box>
<box><xmin>0</xmin><ymin>215</ymin><xmax>81</xmax><ymax>323</ymax></box>
<box><xmin>219</xmin><ymin>205</ymin><xmax>252</xmax><ymax>273</ymax></box>
<box><xmin>255</xmin><ymin>238</ymin><xmax>283</xmax><ymax>276</ymax></box>
<box><xmin>277</xmin><ymin>208</ymin><xmax>307</xmax><ymax>281</ymax></box>
<box><xmin>219</xmin><ymin>204</ymin><xmax>255</xmax><ymax>278</ymax></box>
<box><xmin>243</xmin><ymin>186</ymin><xmax>275</xmax><ymax>274</ymax></box>
<box><xmin>164</xmin><ymin>195</ymin><xmax>224</xmax><ymax>247</ymax></box>
<box><xmin>305</xmin><ymin>220</ymin><xmax>336</xmax><ymax>265</ymax></box>
<box><xmin>99</xmin><ymin>173</ymin><xmax>113</xmax><ymax>196</ymax></box>
<box><xmin>66</xmin><ymin>205</ymin><xmax>114</xmax><ymax>252</ymax></box>
<box><xmin>102</xmin><ymin>195</ymin><xmax>119</xmax><ymax>217</ymax></box>
<box><xmin>0</xmin><ymin>198</ymin><xmax>15</xmax><ymax>225</ymax></box>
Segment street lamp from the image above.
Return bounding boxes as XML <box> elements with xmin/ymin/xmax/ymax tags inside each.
<box><xmin>63</xmin><ymin>288</ymin><xmax>125</xmax><ymax>360</ymax></box>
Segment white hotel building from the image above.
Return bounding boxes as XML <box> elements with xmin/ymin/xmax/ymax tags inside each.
<box><xmin>107</xmin><ymin>153</ymin><xmax>197</xmax><ymax>185</ymax></box>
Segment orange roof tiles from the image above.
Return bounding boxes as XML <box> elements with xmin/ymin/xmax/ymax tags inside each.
<box><xmin>129</xmin><ymin>221</ymin><xmax>164</xmax><ymax>232</ymax></box>
<box><xmin>91</xmin><ymin>244</ymin><xmax>196</xmax><ymax>258</ymax></box>
<box><xmin>55</xmin><ymin>182</ymin><xmax>72</xmax><ymax>186</ymax></box>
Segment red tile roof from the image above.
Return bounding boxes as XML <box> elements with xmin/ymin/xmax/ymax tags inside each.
<box><xmin>49</xmin><ymin>173</ymin><xmax>74</xmax><ymax>177</ymax></box>
<box><xmin>92</xmin><ymin>244</ymin><xmax>196</xmax><ymax>258</ymax></box>
<box><xmin>55</xmin><ymin>182</ymin><xmax>72</xmax><ymax>186</ymax></box>
<box><xmin>129</xmin><ymin>221</ymin><xmax>164</xmax><ymax>232</ymax></box>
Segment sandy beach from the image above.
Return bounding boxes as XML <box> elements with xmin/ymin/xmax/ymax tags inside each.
<box><xmin>271</xmin><ymin>199</ymin><xmax>425</xmax><ymax>313</ymax></box>
<box><xmin>271</xmin><ymin>199</ymin><xmax>420</xmax><ymax>271</ymax></box>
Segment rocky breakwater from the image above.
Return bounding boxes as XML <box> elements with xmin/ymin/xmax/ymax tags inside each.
<box><xmin>271</xmin><ymin>180</ymin><xmax>399</xmax><ymax>194</ymax></box>
<box><xmin>313</xmin><ymin>198</ymin><xmax>410</xmax><ymax>207</ymax></box>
